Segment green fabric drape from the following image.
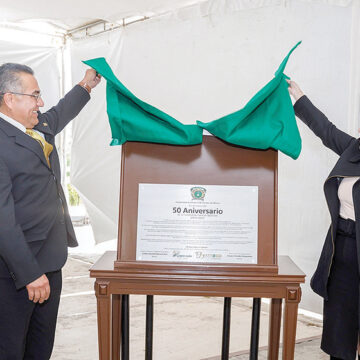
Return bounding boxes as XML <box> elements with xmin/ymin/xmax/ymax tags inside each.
<box><xmin>197</xmin><ymin>41</ymin><xmax>302</xmax><ymax>159</ymax></box>
<box><xmin>82</xmin><ymin>58</ymin><xmax>203</xmax><ymax>146</ymax></box>
<box><xmin>84</xmin><ymin>41</ymin><xmax>301</xmax><ymax>159</ymax></box>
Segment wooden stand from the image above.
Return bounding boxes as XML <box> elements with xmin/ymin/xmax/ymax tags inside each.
<box><xmin>115</xmin><ymin>136</ymin><xmax>278</xmax><ymax>271</ymax></box>
<box><xmin>90</xmin><ymin>136</ymin><xmax>305</xmax><ymax>359</ymax></box>
<box><xmin>90</xmin><ymin>252</ymin><xmax>305</xmax><ymax>360</ymax></box>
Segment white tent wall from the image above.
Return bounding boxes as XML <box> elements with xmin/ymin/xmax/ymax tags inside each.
<box><xmin>0</xmin><ymin>40</ymin><xmax>61</xmax><ymax>113</ymax></box>
<box><xmin>69</xmin><ymin>0</ymin><xmax>359</xmax><ymax>314</ymax></box>
<box><xmin>69</xmin><ymin>32</ymin><xmax>123</xmax><ymax>246</ymax></box>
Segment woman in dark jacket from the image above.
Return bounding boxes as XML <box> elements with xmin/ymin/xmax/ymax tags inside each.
<box><xmin>288</xmin><ymin>80</ymin><xmax>360</xmax><ymax>360</ymax></box>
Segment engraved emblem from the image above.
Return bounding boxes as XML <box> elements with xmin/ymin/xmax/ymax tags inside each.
<box><xmin>191</xmin><ymin>186</ymin><xmax>206</xmax><ymax>200</ymax></box>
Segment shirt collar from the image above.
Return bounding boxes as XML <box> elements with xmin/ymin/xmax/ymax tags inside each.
<box><xmin>0</xmin><ymin>111</ymin><xmax>26</xmax><ymax>133</ymax></box>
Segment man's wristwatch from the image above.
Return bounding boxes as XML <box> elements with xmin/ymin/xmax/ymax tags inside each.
<box><xmin>78</xmin><ymin>81</ymin><xmax>91</xmax><ymax>94</ymax></box>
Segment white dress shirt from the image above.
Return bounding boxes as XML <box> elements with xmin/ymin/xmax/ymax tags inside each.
<box><xmin>338</xmin><ymin>176</ymin><xmax>360</xmax><ymax>221</ymax></box>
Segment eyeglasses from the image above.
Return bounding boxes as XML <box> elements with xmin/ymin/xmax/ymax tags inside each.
<box><xmin>0</xmin><ymin>92</ymin><xmax>42</xmax><ymax>100</ymax></box>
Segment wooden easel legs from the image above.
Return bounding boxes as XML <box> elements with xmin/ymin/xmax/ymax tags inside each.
<box><xmin>95</xmin><ymin>281</ymin><xmax>111</xmax><ymax>360</ymax></box>
<box><xmin>112</xmin><ymin>294</ymin><xmax>121</xmax><ymax>360</ymax></box>
<box><xmin>95</xmin><ymin>289</ymin><xmax>301</xmax><ymax>360</ymax></box>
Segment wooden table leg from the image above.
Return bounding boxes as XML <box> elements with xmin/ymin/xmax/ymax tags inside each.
<box><xmin>221</xmin><ymin>297</ymin><xmax>232</xmax><ymax>360</ymax></box>
<box><xmin>145</xmin><ymin>295</ymin><xmax>154</xmax><ymax>360</ymax></box>
<box><xmin>95</xmin><ymin>281</ymin><xmax>112</xmax><ymax>360</ymax></box>
<box><xmin>268</xmin><ymin>299</ymin><xmax>282</xmax><ymax>360</ymax></box>
<box><xmin>121</xmin><ymin>295</ymin><xmax>130</xmax><ymax>360</ymax></box>
<box><xmin>250</xmin><ymin>298</ymin><xmax>261</xmax><ymax>360</ymax></box>
<box><xmin>112</xmin><ymin>294</ymin><xmax>121</xmax><ymax>360</ymax></box>
<box><xmin>282</xmin><ymin>287</ymin><xmax>301</xmax><ymax>360</ymax></box>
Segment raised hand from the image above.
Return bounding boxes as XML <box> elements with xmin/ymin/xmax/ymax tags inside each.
<box><xmin>286</xmin><ymin>79</ymin><xmax>304</xmax><ymax>102</ymax></box>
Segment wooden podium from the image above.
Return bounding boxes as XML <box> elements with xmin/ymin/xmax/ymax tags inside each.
<box><xmin>90</xmin><ymin>136</ymin><xmax>305</xmax><ymax>360</ymax></box>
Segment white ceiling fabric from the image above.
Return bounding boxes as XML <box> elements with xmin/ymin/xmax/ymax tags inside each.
<box><xmin>0</xmin><ymin>0</ymin><xmax>207</xmax><ymax>30</ymax></box>
<box><xmin>0</xmin><ymin>0</ymin><xmax>353</xmax><ymax>31</ymax></box>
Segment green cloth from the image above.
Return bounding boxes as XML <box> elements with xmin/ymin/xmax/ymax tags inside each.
<box><xmin>83</xmin><ymin>42</ymin><xmax>301</xmax><ymax>159</ymax></box>
<box><xmin>197</xmin><ymin>41</ymin><xmax>302</xmax><ymax>159</ymax></box>
<box><xmin>82</xmin><ymin>58</ymin><xmax>203</xmax><ymax>146</ymax></box>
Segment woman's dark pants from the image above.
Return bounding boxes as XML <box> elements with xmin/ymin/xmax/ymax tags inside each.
<box><xmin>321</xmin><ymin>217</ymin><xmax>359</xmax><ymax>360</ymax></box>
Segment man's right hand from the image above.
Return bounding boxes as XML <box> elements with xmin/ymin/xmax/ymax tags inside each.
<box><xmin>26</xmin><ymin>274</ymin><xmax>50</xmax><ymax>304</ymax></box>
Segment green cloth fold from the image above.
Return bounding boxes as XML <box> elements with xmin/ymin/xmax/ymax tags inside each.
<box><xmin>83</xmin><ymin>58</ymin><xmax>203</xmax><ymax>146</ymax></box>
<box><xmin>197</xmin><ymin>41</ymin><xmax>302</xmax><ymax>159</ymax></box>
<box><xmin>83</xmin><ymin>41</ymin><xmax>301</xmax><ymax>159</ymax></box>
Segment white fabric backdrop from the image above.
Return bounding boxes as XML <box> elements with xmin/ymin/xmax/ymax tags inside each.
<box><xmin>70</xmin><ymin>33</ymin><xmax>123</xmax><ymax>246</ymax></box>
<box><xmin>70</xmin><ymin>0</ymin><xmax>357</xmax><ymax>313</ymax></box>
<box><xmin>0</xmin><ymin>40</ymin><xmax>60</xmax><ymax>111</ymax></box>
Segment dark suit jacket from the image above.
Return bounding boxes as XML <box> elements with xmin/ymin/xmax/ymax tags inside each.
<box><xmin>294</xmin><ymin>95</ymin><xmax>360</xmax><ymax>300</ymax></box>
<box><xmin>0</xmin><ymin>85</ymin><xmax>90</xmax><ymax>289</ymax></box>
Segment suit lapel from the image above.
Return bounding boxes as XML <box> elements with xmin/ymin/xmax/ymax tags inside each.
<box><xmin>348</xmin><ymin>140</ymin><xmax>360</xmax><ymax>163</ymax></box>
<box><xmin>34</xmin><ymin>119</ymin><xmax>54</xmax><ymax>136</ymax></box>
<box><xmin>0</xmin><ymin>117</ymin><xmax>50</xmax><ymax>169</ymax></box>
<box><xmin>326</xmin><ymin>139</ymin><xmax>360</xmax><ymax>178</ymax></box>
<box><xmin>15</xmin><ymin>133</ymin><xmax>50</xmax><ymax>168</ymax></box>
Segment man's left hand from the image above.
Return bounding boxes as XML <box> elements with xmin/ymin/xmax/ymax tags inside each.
<box><xmin>81</xmin><ymin>69</ymin><xmax>101</xmax><ymax>90</ymax></box>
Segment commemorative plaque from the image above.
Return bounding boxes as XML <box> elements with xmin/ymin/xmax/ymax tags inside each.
<box><xmin>115</xmin><ymin>135</ymin><xmax>278</xmax><ymax>275</ymax></box>
<box><xmin>136</xmin><ymin>184</ymin><xmax>258</xmax><ymax>264</ymax></box>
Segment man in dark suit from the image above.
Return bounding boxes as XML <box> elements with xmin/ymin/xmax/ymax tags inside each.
<box><xmin>0</xmin><ymin>63</ymin><xmax>101</xmax><ymax>359</ymax></box>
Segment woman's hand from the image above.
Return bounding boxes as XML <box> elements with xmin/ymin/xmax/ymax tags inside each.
<box><xmin>286</xmin><ymin>79</ymin><xmax>304</xmax><ymax>102</ymax></box>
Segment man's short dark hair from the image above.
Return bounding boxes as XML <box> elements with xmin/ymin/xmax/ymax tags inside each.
<box><xmin>0</xmin><ymin>63</ymin><xmax>34</xmax><ymax>105</ymax></box>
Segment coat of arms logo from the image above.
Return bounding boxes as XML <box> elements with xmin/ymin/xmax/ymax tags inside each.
<box><xmin>190</xmin><ymin>186</ymin><xmax>206</xmax><ymax>200</ymax></box>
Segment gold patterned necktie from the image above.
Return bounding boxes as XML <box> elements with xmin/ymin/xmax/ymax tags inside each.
<box><xmin>26</xmin><ymin>129</ymin><xmax>53</xmax><ymax>167</ymax></box>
